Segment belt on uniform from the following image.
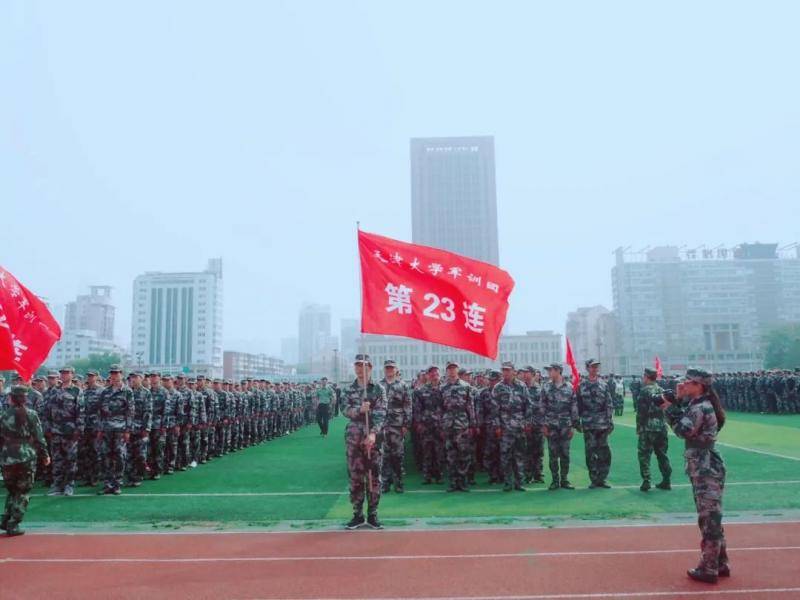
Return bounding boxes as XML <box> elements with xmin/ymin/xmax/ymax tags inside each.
<box><xmin>685</xmin><ymin>439</ymin><xmax>715</xmax><ymax>450</ymax></box>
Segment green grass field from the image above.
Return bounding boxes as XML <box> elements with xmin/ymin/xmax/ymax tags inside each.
<box><xmin>14</xmin><ymin>399</ymin><xmax>800</xmax><ymax>530</ymax></box>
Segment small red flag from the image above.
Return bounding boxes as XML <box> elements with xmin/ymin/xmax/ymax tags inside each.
<box><xmin>0</xmin><ymin>266</ymin><xmax>62</xmax><ymax>381</ymax></box>
<box><xmin>358</xmin><ymin>230</ymin><xmax>514</xmax><ymax>359</ymax></box>
<box><xmin>655</xmin><ymin>356</ymin><xmax>663</xmax><ymax>379</ymax></box>
<box><xmin>565</xmin><ymin>337</ymin><xmax>581</xmax><ymax>392</ymax></box>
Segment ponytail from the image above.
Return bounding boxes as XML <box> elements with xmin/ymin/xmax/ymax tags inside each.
<box><xmin>705</xmin><ymin>385</ymin><xmax>726</xmax><ymax>430</ymax></box>
<box><xmin>10</xmin><ymin>395</ymin><xmax>27</xmax><ymax>430</ymax></box>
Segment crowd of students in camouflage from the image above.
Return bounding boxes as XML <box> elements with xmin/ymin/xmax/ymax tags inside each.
<box><xmin>0</xmin><ymin>365</ymin><xmax>328</xmax><ymax>499</ymax></box>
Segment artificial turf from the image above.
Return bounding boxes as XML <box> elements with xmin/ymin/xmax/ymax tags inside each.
<box><xmin>14</xmin><ymin>399</ymin><xmax>800</xmax><ymax>529</ymax></box>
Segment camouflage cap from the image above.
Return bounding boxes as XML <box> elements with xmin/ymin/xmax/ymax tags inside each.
<box><xmin>547</xmin><ymin>363</ymin><xmax>563</xmax><ymax>372</ymax></box>
<box><xmin>584</xmin><ymin>358</ymin><xmax>601</xmax><ymax>369</ymax></box>
<box><xmin>175</xmin><ymin>373</ymin><xmax>185</xmax><ymax>379</ymax></box>
<box><xmin>457</xmin><ymin>368</ymin><xmax>467</xmax><ymax>375</ymax></box>
<box><xmin>187</xmin><ymin>377</ymin><xmax>197</xmax><ymax>383</ymax></box>
<box><xmin>86</xmin><ymin>369</ymin><xmax>99</xmax><ymax>377</ymax></box>
<box><xmin>149</xmin><ymin>372</ymin><xmax>161</xmax><ymax>378</ymax></box>
<box><xmin>501</xmin><ymin>361</ymin><xmax>515</xmax><ymax>370</ymax></box>
<box><xmin>426</xmin><ymin>365</ymin><xmax>440</xmax><ymax>373</ymax></box>
<box><xmin>354</xmin><ymin>353</ymin><xmax>372</xmax><ymax>365</ymax></box>
<box><xmin>643</xmin><ymin>367</ymin><xmax>657</xmax><ymax>378</ymax></box>
<box><xmin>10</xmin><ymin>385</ymin><xmax>29</xmax><ymax>396</ymax></box>
<box><xmin>488</xmin><ymin>370</ymin><xmax>502</xmax><ymax>380</ymax></box>
<box><xmin>446</xmin><ymin>361</ymin><xmax>459</xmax><ymax>369</ymax></box>
<box><xmin>686</xmin><ymin>367</ymin><xmax>713</xmax><ymax>385</ymax></box>
<box><xmin>59</xmin><ymin>366</ymin><xmax>75</xmax><ymax>373</ymax></box>
<box><xmin>520</xmin><ymin>365</ymin><xmax>534</xmax><ymax>373</ymax></box>
<box><xmin>108</xmin><ymin>364</ymin><xmax>123</xmax><ymax>373</ymax></box>
<box><xmin>47</xmin><ymin>370</ymin><xmax>59</xmax><ymax>377</ymax></box>
<box><xmin>383</xmin><ymin>359</ymin><xmax>397</xmax><ymax>368</ymax></box>
<box><xmin>161</xmin><ymin>373</ymin><xmax>173</xmax><ymax>380</ymax></box>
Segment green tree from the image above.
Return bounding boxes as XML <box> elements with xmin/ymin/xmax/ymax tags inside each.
<box><xmin>68</xmin><ymin>352</ymin><xmax>122</xmax><ymax>376</ymax></box>
<box><xmin>763</xmin><ymin>324</ymin><xmax>800</xmax><ymax>369</ymax></box>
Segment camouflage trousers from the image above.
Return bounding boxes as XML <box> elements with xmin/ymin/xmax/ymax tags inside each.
<box><xmin>613</xmin><ymin>397</ymin><xmax>624</xmax><ymax>416</ymax></box>
<box><xmin>524</xmin><ymin>427</ymin><xmax>545</xmax><ymax>481</ymax></box>
<box><xmin>192</xmin><ymin>428</ymin><xmax>202</xmax><ymax>462</ymax></box>
<box><xmin>444</xmin><ymin>428</ymin><xmax>472</xmax><ymax>488</ymax></box>
<box><xmin>149</xmin><ymin>430</ymin><xmax>167</xmax><ymax>476</ymax></box>
<box><xmin>2</xmin><ymin>462</ymin><xmax>35</xmax><ymax>529</ymax></box>
<box><xmin>546</xmin><ymin>427</ymin><xmax>572</xmax><ymax>482</ymax></box>
<box><xmin>583</xmin><ymin>428</ymin><xmax>612</xmax><ymax>484</ymax></box>
<box><xmin>98</xmin><ymin>431</ymin><xmax>128</xmax><ymax>490</ymax></box>
<box><xmin>380</xmin><ymin>426</ymin><xmax>406</xmax><ymax>487</ymax></box>
<box><xmin>50</xmin><ymin>434</ymin><xmax>79</xmax><ymax>489</ymax></box>
<box><xmin>345</xmin><ymin>427</ymin><xmax>383</xmax><ymax>516</ymax></box>
<box><xmin>129</xmin><ymin>433</ymin><xmax>150</xmax><ymax>483</ymax></box>
<box><xmin>177</xmin><ymin>427</ymin><xmax>193</xmax><ymax>467</ymax></box>
<box><xmin>687</xmin><ymin>449</ymin><xmax>728</xmax><ymax>575</ymax></box>
<box><xmin>201</xmin><ymin>425</ymin><xmax>217</xmax><ymax>461</ymax></box>
<box><xmin>500</xmin><ymin>429</ymin><xmax>526</xmax><ymax>486</ymax></box>
<box><xmin>165</xmin><ymin>429</ymin><xmax>179</xmax><ymax>471</ymax></box>
<box><xmin>483</xmin><ymin>431</ymin><xmax>502</xmax><ymax>482</ymax></box>
<box><xmin>78</xmin><ymin>431</ymin><xmax>100</xmax><ymax>484</ymax></box>
<box><xmin>420</xmin><ymin>428</ymin><xmax>444</xmax><ymax>481</ymax></box>
<box><xmin>638</xmin><ymin>430</ymin><xmax>672</xmax><ymax>482</ymax></box>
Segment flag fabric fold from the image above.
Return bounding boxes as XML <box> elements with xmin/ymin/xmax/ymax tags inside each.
<box><xmin>565</xmin><ymin>337</ymin><xmax>581</xmax><ymax>392</ymax></box>
<box><xmin>655</xmin><ymin>356</ymin><xmax>663</xmax><ymax>379</ymax></box>
<box><xmin>0</xmin><ymin>266</ymin><xmax>62</xmax><ymax>380</ymax></box>
<box><xmin>358</xmin><ymin>230</ymin><xmax>514</xmax><ymax>359</ymax></box>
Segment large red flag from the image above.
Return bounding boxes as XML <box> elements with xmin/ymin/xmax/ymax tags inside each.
<box><xmin>565</xmin><ymin>337</ymin><xmax>580</xmax><ymax>392</ymax></box>
<box><xmin>655</xmin><ymin>356</ymin><xmax>663</xmax><ymax>379</ymax></box>
<box><xmin>358</xmin><ymin>230</ymin><xmax>514</xmax><ymax>359</ymax></box>
<box><xmin>0</xmin><ymin>266</ymin><xmax>62</xmax><ymax>380</ymax></box>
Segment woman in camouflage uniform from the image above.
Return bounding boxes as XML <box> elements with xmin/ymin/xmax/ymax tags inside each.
<box><xmin>1</xmin><ymin>385</ymin><xmax>50</xmax><ymax>536</ymax></box>
<box><xmin>662</xmin><ymin>368</ymin><xmax>730</xmax><ymax>584</ymax></box>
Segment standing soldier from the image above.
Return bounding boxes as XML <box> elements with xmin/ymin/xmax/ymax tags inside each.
<box><xmin>490</xmin><ymin>362</ymin><xmax>530</xmax><ymax>492</ymax></box>
<box><xmin>148</xmin><ymin>372</ymin><xmax>173</xmax><ymax>480</ymax></box>
<box><xmin>577</xmin><ymin>359</ymin><xmax>614</xmax><ymax>489</ymax></box>
<box><xmin>342</xmin><ymin>354</ymin><xmax>387</xmax><ymax>530</ymax></box>
<box><xmin>96</xmin><ymin>365</ymin><xmax>133</xmax><ymax>495</ymax></box>
<box><xmin>414</xmin><ymin>366</ymin><xmax>445</xmax><ymax>484</ymax></box>
<box><xmin>541</xmin><ymin>363</ymin><xmax>580</xmax><ymax>490</ymax></box>
<box><xmin>174</xmin><ymin>375</ymin><xmax>197</xmax><ymax>470</ymax></box>
<box><xmin>630</xmin><ymin>376</ymin><xmax>642</xmax><ymax>412</ymax></box>
<box><xmin>43</xmin><ymin>366</ymin><xmax>84</xmax><ymax>497</ymax></box>
<box><xmin>315</xmin><ymin>377</ymin><xmax>335</xmax><ymax>437</ymax></box>
<box><xmin>379</xmin><ymin>360</ymin><xmax>412</xmax><ymax>493</ymax></box>
<box><xmin>196</xmin><ymin>375</ymin><xmax>217</xmax><ymax>462</ymax></box>
<box><xmin>636</xmin><ymin>367</ymin><xmax>672</xmax><ymax>492</ymax></box>
<box><xmin>480</xmin><ymin>371</ymin><xmax>503</xmax><ymax>483</ymax></box>
<box><xmin>441</xmin><ymin>362</ymin><xmax>476</xmax><ymax>492</ymax></box>
<box><xmin>162</xmin><ymin>375</ymin><xmax>181</xmax><ymax>474</ymax></box>
<box><xmin>128</xmin><ymin>372</ymin><xmax>152</xmax><ymax>487</ymax></box>
<box><xmin>80</xmin><ymin>370</ymin><xmax>103</xmax><ymax>487</ymax></box>
<box><xmin>520</xmin><ymin>367</ymin><xmax>545</xmax><ymax>484</ymax></box>
<box><xmin>1</xmin><ymin>385</ymin><xmax>51</xmax><ymax>536</ymax></box>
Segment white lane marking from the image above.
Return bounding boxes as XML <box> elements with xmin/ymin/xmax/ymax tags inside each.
<box><xmin>243</xmin><ymin>589</ymin><xmax>800</xmax><ymax>599</ymax></box>
<box><xmin>3</xmin><ymin>545</ymin><xmax>798</xmax><ymax>563</ymax></box>
<box><xmin>30</xmin><ymin>479</ymin><xmax>800</xmax><ymax>498</ymax></box>
<box><xmin>614</xmin><ymin>422</ymin><xmax>800</xmax><ymax>461</ymax></box>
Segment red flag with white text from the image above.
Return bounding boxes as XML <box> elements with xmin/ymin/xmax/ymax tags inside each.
<box><xmin>655</xmin><ymin>356</ymin><xmax>663</xmax><ymax>379</ymax></box>
<box><xmin>565</xmin><ymin>337</ymin><xmax>581</xmax><ymax>392</ymax></box>
<box><xmin>358</xmin><ymin>230</ymin><xmax>514</xmax><ymax>359</ymax></box>
<box><xmin>0</xmin><ymin>266</ymin><xmax>62</xmax><ymax>380</ymax></box>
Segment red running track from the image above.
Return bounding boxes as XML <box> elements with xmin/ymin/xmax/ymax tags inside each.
<box><xmin>1</xmin><ymin>522</ymin><xmax>799</xmax><ymax>599</ymax></box>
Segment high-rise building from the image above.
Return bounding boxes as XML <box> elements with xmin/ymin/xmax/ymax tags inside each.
<box><xmin>362</xmin><ymin>331</ymin><xmax>562</xmax><ymax>376</ymax></box>
<box><xmin>223</xmin><ymin>351</ymin><xmax>291</xmax><ymax>381</ymax></box>
<box><xmin>565</xmin><ymin>306</ymin><xmax>623</xmax><ymax>374</ymax></box>
<box><xmin>340</xmin><ymin>318</ymin><xmax>360</xmax><ymax>362</ymax></box>
<box><xmin>411</xmin><ymin>136</ymin><xmax>499</xmax><ymax>265</ymax></box>
<box><xmin>612</xmin><ymin>243</ymin><xmax>800</xmax><ymax>374</ymax></box>
<box><xmin>131</xmin><ymin>259</ymin><xmax>223</xmax><ymax>377</ymax></box>
<box><xmin>64</xmin><ymin>286</ymin><xmax>115</xmax><ymax>340</ymax></box>
<box><xmin>45</xmin><ymin>330</ymin><xmax>127</xmax><ymax>369</ymax></box>
<box><xmin>280</xmin><ymin>337</ymin><xmax>299</xmax><ymax>365</ymax></box>
<box><xmin>297</xmin><ymin>303</ymin><xmax>331</xmax><ymax>369</ymax></box>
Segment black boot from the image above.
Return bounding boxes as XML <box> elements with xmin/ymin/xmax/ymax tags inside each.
<box><xmin>366</xmin><ymin>514</ymin><xmax>383</xmax><ymax>530</ymax></box>
<box><xmin>560</xmin><ymin>480</ymin><xmax>574</xmax><ymax>490</ymax></box>
<box><xmin>656</xmin><ymin>479</ymin><xmax>671</xmax><ymax>490</ymax></box>
<box><xmin>687</xmin><ymin>568</ymin><xmax>718</xmax><ymax>584</ymax></box>
<box><xmin>640</xmin><ymin>479</ymin><xmax>651</xmax><ymax>492</ymax></box>
<box><xmin>345</xmin><ymin>513</ymin><xmax>365</xmax><ymax>530</ymax></box>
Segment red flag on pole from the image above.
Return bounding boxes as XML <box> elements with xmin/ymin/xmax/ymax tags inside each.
<box><xmin>0</xmin><ymin>266</ymin><xmax>62</xmax><ymax>381</ymax></box>
<box><xmin>358</xmin><ymin>230</ymin><xmax>514</xmax><ymax>359</ymax></box>
<box><xmin>565</xmin><ymin>337</ymin><xmax>580</xmax><ymax>392</ymax></box>
<box><xmin>655</xmin><ymin>356</ymin><xmax>663</xmax><ymax>379</ymax></box>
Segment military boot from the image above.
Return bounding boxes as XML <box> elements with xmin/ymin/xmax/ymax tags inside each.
<box><xmin>687</xmin><ymin>568</ymin><xmax>718</xmax><ymax>584</ymax></box>
<box><xmin>656</xmin><ymin>479</ymin><xmax>671</xmax><ymax>490</ymax></box>
<box><xmin>640</xmin><ymin>479</ymin><xmax>651</xmax><ymax>492</ymax></box>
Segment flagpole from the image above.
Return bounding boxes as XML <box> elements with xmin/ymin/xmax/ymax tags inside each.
<box><xmin>356</xmin><ymin>221</ymin><xmax>373</xmax><ymax>495</ymax></box>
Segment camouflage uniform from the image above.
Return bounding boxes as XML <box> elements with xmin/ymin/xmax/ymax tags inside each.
<box><xmin>479</xmin><ymin>384</ymin><xmax>501</xmax><ymax>482</ymax></box>
<box><xmin>490</xmin><ymin>379</ymin><xmax>530</xmax><ymax>489</ymax></box>
<box><xmin>379</xmin><ymin>378</ymin><xmax>412</xmax><ymax>491</ymax></box>
<box><xmin>577</xmin><ymin>378</ymin><xmax>614</xmax><ymax>486</ymax></box>
<box><xmin>541</xmin><ymin>379</ymin><xmax>579</xmax><ymax>486</ymax></box>
<box><xmin>413</xmin><ymin>383</ymin><xmax>444</xmax><ymax>482</ymax></box>
<box><xmin>97</xmin><ymin>382</ymin><xmax>134</xmax><ymax>491</ymax></box>
<box><xmin>175</xmin><ymin>382</ymin><xmax>200</xmax><ymax>468</ymax></box>
<box><xmin>525</xmin><ymin>381</ymin><xmax>545</xmax><ymax>482</ymax></box>
<box><xmin>129</xmin><ymin>384</ymin><xmax>152</xmax><ymax>484</ymax></box>
<box><xmin>636</xmin><ymin>382</ymin><xmax>672</xmax><ymax>486</ymax></box>
<box><xmin>198</xmin><ymin>383</ymin><xmax>218</xmax><ymax>461</ymax></box>
<box><xmin>342</xmin><ymin>379</ymin><xmax>387</xmax><ymax>518</ymax></box>
<box><xmin>1</xmin><ymin>389</ymin><xmax>50</xmax><ymax>534</ymax></box>
<box><xmin>666</xmin><ymin>393</ymin><xmax>729</xmax><ymax>578</ymax></box>
<box><xmin>80</xmin><ymin>381</ymin><xmax>103</xmax><ymax>485</ymax></box>
<box><xmin>148</xmin><ymin>383</ymin><xmax>174</xmax><ymax>477</ymax></box>
<box><xmin>164</xmin><ymin>385</ymin><xmax>182</xmax><ymax>472</ymax></box>
<box><xmin>441</xmin><ymin>379</ymin><xmax>476</xmax><ymax>490</ymax></box>
<box><xmin>43</xmin><ymin>383</ymin><xmax>84</xmax><ymax>492</ymax></box>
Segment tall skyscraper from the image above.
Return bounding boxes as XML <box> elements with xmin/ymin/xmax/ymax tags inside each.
<box><xmin>297</xmin><ymin>303</ymin><xmax>332</xmax><ymax>369</ymax></box>
<box><xmin>612</xmin><ymin>243</ymin><xmax>800</xmax><ymax>374</ymax></box>
<box><xmin>64</xmin><ymin>285</ymin><xmax>115</xmax><ymax>340</ymax></box>
<box><xmin>339</xmin><ymin>318</ymin><xmax>359</xmax><ymax>362</ymax></box>
<box><xmin>131</xmin><ymin>258</ymin><xmax>223</xmax><ymax>377</ymax></box>
<box><xmin>411</xmin><ymin>136</ymin><xmax>499</xmax><ymax>265</ymax></box>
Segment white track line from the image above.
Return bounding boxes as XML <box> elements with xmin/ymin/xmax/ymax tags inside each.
<box><xmin>3</xmin><ymin>545</ymin><xmax>798</xmax><ymax>563</ymax></box>
<box><xmin>31</xmin><ymin>479</ymin><xmax>800</xmax><ymax>498</ymax></box>
<box><xmin>614</xmin><ymin>422</ymin><xmax>800</xmax><ymax>461</ymax></box>
<box><xmin>245</xmin><ymin>590</ymin><xmax>800</xmax><ymax>599</ymax></box>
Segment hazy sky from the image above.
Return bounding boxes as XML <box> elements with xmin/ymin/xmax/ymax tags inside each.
<box><xmin>3</xmin><ymin>1</ymin><xmax>798</xmax><ymax>356</ymax></box>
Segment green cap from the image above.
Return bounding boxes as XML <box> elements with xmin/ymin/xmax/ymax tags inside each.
<box><xmin>10</xmin><ymin>385</ymin><xmax>29</xmax><ymax>396</ymax></box>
